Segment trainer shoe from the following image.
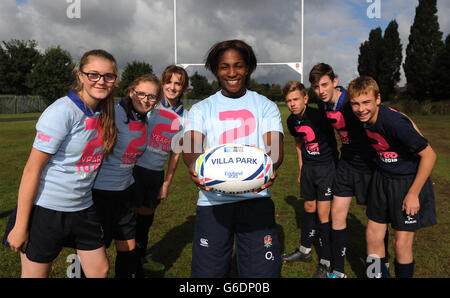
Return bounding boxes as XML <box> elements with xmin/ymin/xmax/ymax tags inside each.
<box><xmin>328</xmin><ymin>271</ymin><xmax>347</xmax><ymax>278</ymax></box>
<box><xmin>142</xmin><ymin>255</ymin><xmax>165</xmax><ymax>272</ymax></box>
<box><xmin>281</xmin><ymin>248</ymin><xmax>312</xmax><ymax>263</ymax></box>
<box><xmin>312</xmin><ymin>263</ymin><xmax>331</xmax><ymax>278</ymax></box>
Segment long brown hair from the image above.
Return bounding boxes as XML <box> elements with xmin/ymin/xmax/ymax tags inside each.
<box><xmin>73</xmin><ymin>49</ymin><xmax>118</xmax><ymax>158</ymax></box>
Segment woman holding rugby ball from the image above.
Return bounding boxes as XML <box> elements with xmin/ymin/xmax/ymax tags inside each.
<box><xmin>183</xmin><ymin>40</ymin><xmax>284</xmax><ymax>278</ymax></box>
<box><xmin>6</xmin><ymin>49</ymin><xmax>118</xmax><ymax>278</ymax></box>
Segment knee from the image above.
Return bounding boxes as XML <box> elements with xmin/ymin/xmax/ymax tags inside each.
<box><xmin>331</xmin><ymin>208</ymin><xmax>346</xmax><ymax>228</ymax></box>
<box><xmin>366</xmin><ymin>225</ymin><xmax>384</xmax><ymax>245</ymax></box>
<box><xmin>393</xmin><ymin>234</ymin><xmax>413</xmax><ymax>255</ymax></box>
<box><xmin>317</xmin><ymin>204</ymin><xmax>331</xmax><ymax>223</ymax></box>
<box><xmin>100</xmin><ymin>262</ymin><xmax>110</xmax><ymax>278</ymax></box>
<box><xmin>304</xmin><ymin>201</ymin><xmax>316</xmax><ymax>213</ymax></box>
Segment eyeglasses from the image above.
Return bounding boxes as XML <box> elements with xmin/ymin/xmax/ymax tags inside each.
<box><xmin>81</xmin><ymin>71</ymin><xmax>117</xmax><ymax>83</ymax></box>
<box><xmin>133</xmin><ymin>89</ymin><xmax>158</xmax><ymax>102</ymax></box>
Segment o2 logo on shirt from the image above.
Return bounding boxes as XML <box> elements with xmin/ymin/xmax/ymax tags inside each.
<box><xmin>76</xmin><ymin>118</ymin><xmax>104</xmax><ymax>174</ymax></box>
<box><xmin>326</xmin><ymin>111</ymin><xmax>349</xmax><ymax>144</ymax></box>
<box><xmin>148</xmin><ymin>109</ymin><xmax>181</xmax><ymax>152</ymax></box>
<box><xmin>219</xmin><ymin>109</ymin><xmax>256</xmax><ymax>145</ymax></box>
<box><xmin>295</xmin><ymin>125</ymin><xmax>320</xmax><ymax>155</ymax></box>
<box><xmin>122</xmin><ymin>122</ymin><xmax>147</xmax><ymax>165</ymax></box>
<box><xmin>365</xmin><ymin>130</ymin><xmax>398</xmax><ymax>163</ymax></box>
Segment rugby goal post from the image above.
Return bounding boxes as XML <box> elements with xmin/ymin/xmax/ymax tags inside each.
<box><xmin>173</xmin><ymin>0</ymin><xmax>304</xmax><ymax>83</ymax></box>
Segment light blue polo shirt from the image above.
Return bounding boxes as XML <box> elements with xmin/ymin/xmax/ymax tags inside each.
<box><xmin>33</xmin><ymin>91</ymin><xmax>104</xmax><ymax>212</ymax></box>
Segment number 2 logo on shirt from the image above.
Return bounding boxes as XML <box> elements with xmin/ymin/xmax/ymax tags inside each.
<box><xmin>148</xmin><ymin>109</ymin><xmax>181</xmax><ymax>152</ymax></box>
<box><xmin>76</xmin><ymin>118</ymin><xmax>104</xmax><ymax>173</ymax></box>
<box><xmin>326</xmin><ymin>111</ymin><xmax>349</xmax><ymax>144</ymax></box>
<box><xmin>122</xmin><ymin>122</ymin><xmax>147</xmax><ymax>165</ymax></box>
<box><xmin>218</xmin><ymin>109</ymin><xmax>256</xmax><ymax>144</ymax></box>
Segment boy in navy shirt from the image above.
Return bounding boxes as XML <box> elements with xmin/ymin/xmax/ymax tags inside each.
<box><xmin>309</xmin><ymin>63</ymin><xmax>378</xmax><ymax>278</ymax></box>
<box><xmin>348</xmin><ymin>76</ymin><xmax>437</xmax><ymax>278</ymax></box>
<box><xmin>282</xmin><ymin>81</ymin><xmax>338</xmax><ymax>278</ymax></box>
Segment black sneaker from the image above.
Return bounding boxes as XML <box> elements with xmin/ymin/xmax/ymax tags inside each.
<box><xmin>282</xmin><ymin>248</ymin><xmax>312</xmax><ymax>263</ymax></box>
<box><xmin>312</xmin><ymin>263</ymin><xmax>331</xmax><ymax>278</ymax></box>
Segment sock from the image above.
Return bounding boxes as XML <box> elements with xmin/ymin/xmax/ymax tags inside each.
<box><xmin>384</xmin><ymin>228</ymin><xmax>390</xmax><ymax>262</ymax></box>
<box><xmin>300</xmin><ymin>211</ymin><xmax>317</xmax><ymax>250</ymax></box>
<box><xmin>366</xmin><ymin>255</ymin><xmax>389</xmax><ymax>278</ymax></box>
<box><xmin>318</xmin><ymin>221</ymin><xmax>331</xmax><ymax>263</ymax></box>
<box><xmin>135</xmin><ymin>213</ymin><xmax>155</xmax><ymax>259</ymax></box>
<box><xmin>331</xmin><ymin>228</ymin><xmax>347</xmax><ymax>274</ymax></box>
<box><xmin>394</xmin><ymin>259</ymin><xmax>414</xmax><ymax>278</ymax></box>
<box><xmin>115</xmin><ymin>249</ymin><xmax>138</xmax><ymax>278</ymax></box>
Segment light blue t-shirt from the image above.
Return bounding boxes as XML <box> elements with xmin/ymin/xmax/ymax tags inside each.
<box><xmin>93</xmin><ymin>100</ymin><xmax>148</xmax><ymax>191</ymax></box>
<box><xmin>136</xmin><ymin>104</ymin><xmax>187</xmax><ymax>171</ymax></box>
<box><xmin>185</xmin><ymin>90</ymin><xmax>284</xmax><ymax>206</ymax></box>
<box><xmin>33</xmin><ymin>91</ymin><xmax>104</xmax><ymax>212</ymax></box>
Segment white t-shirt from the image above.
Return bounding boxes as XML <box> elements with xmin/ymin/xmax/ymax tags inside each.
<box><xmin>185</xmin><ymin>90</ymin><xmax>284</xmax><ymax>206</ymax></box>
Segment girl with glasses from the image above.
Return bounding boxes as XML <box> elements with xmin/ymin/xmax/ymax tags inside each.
<box><xmin>132</xmin><ymin>65</ymin><xmax>189</xmax><ymax>274</ymax></box>
<box><xmin>92</xmin><ymin>74</ymin><xmax>163</xmax><ymax>278</ymax></box>
<box><xmin>5</xmin><ymin>49</ymin><xmax>118</xmax><ymax>278</ymax></box>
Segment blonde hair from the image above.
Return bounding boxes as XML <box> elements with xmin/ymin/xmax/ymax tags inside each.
<box><xmin>123</xmin><ymin>74</ymin><xmax>163</xmax><ymax>123</ymax></box>
<box><xmin>282</xmin><ymin>81</ymin><xmax>307</xmax><ymax>98</ymax></box>
<box><xmin>73</xmin><ymin>49</ymin><xmax>118</xmax><ymax>158</ymax></box>
<box><xmin>347</xmin><ymin>76</ymin><xmax>380</xmax><ymax>100</ymax></box>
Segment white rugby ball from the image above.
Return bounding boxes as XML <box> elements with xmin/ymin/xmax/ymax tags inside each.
<box><xmin>194</xmin><ymin>143</ymin><xmax>273</xmax><ymax>194</ymax></box>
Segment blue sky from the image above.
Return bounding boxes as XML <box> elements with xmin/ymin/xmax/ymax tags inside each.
<box><xmin>2</xmin><ymin>0</ymin><xmax>450</xmax><ymax>86</ymax></box>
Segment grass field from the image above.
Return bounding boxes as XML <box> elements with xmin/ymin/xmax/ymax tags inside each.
<box><xmin>0</xmin><ymin>106</ymin><xmax>449</xmax><ymax>278</ymax></box>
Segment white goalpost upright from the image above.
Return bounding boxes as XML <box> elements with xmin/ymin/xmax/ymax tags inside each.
<box><xmin>173</xmin><ymin>0</ymin><xmax>305</xmax><ymax>83</ymax></box>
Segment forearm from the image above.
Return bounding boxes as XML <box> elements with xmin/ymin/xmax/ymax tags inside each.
<box><xmin>164</xmin><ymin>152</ymin><xmax>181</xmax><ymax>185</ymax></box>
<box><xmin>264</xmin><ymin>131</ymin><xmax>284</xmax><ymax>170</ymax></box>
<box><xmin>295</xmin><ymin>137</ymin><xmax>303</xmax><ymax>171</ymax></box>
<box><xmin>15</xmin><ymin>148</ymin><xmax>51</xmax><ymax>231</ymax></box>
<box><xmin>182</xmin><ymin>130</ymin><xmax>205</xmax><ymax>171</ymax></box>
<box><xmin>408</xmin><ymin>145</ymin><xmax>436</xmax><ymax>196</ymax></box>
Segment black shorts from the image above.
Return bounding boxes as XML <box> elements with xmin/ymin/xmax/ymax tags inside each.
<box><xmin>333</xmin><ymin>159</ymin><xmax>373</xmax><ymax>205</ymax></box>
<box><xmin>300</xmin><ymin>162</ymin><xmax>335</xmax><ymax>202</ymax></box>
<box><xmin>367</xmin><ymin>170</ymin><xmax>437</xmax><ymax>231</ymax></box>
<box><xmin>132</xmin><ymin>166</ymin><xmax>164</xmax><ymax>209</ymax></box>
<box><xmin>92</xmin><ymin>185</ymin><xmax>137</xmax><ymax>248</ymax></box>
<box><xmin>191</xmin><ymin>198</ymin><xmax>281</xmax><ymax>278</ymax></box>
<box><xmin>25</xmin><ymin>205</ymin><xmax>104</xmax><ymax>263</ymax></box>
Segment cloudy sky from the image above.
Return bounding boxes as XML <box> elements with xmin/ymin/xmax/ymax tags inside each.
<box><xmin>2</xmin><ymin>0</ymin><xmax>450</xmax><ymax>88</ymax></box>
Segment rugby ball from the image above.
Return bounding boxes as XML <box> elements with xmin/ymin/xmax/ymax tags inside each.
<box><xmin>194</xmin><ymin>143</ymin><xmax>273</xmax><ymax>194</ymax></box>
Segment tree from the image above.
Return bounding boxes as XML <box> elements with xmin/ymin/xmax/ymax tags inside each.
<box><xmin>186</xmin><ymin>72</ymin><xmax>214</xmax><ymax>100</ymax></box>
<box><xmin>380</xmin><ymin>20</ymin><xmax>403</xmax><ymax>100</ymax></box>
<box><xmin>358</xmin><ymin>27</ymin><xmax>384</xmax><ymax>83</ymax></box>
<box><xmin>26</xmin><ymin>46</ymin><xmax>74</xmax><ymax>104</ymax></box>
<box><xmin>0</xmin><ymin>39</ymin><xmax>41</xmax><ymax>95</ymax></box>
<box><xmin>0</xmin><ymin>46</ymin><xmax>9</xmax><ymax>94</ymax></box>
<box><xmin>431</xmin><ymin>34</ymin><xmax>450</xmax><ymax>99</ymax></box>
<box><xmin>403</xmin><ymin>0</ymin><xmax>443</xmax><ymax>100</ymax></box>
<box><xmin>268</xmin><ymin>84</ymin><xmax>283</xmax><ymax>102</ymax></box>
<box><xmin>358</xmin><ymin>21</ymin><xmax>403</xmax><ymax>101</ymax></box>
<box><xmin>117</xmin><ymin>61</ymin><xmax>153</xmax><ymax>97</ymax></box>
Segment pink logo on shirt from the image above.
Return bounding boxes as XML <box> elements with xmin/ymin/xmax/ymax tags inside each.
<box><xmin>38</xmin><ymin>133</ymin><xmax>51</xmax><ymax>143</ymax></box>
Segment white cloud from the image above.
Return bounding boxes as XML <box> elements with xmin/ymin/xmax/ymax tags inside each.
<box><xmin>0</xmin><ymin>0</ymin><xmax>448</xmax><ymax>88</ymax></box>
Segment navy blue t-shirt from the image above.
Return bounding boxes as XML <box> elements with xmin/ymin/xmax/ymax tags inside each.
<box><xmin>364</xmin><ymin>104</ymin><xmax>429</xmax><ymax>177</ymax></box>
<box><xmin>318</xmin><ymin>86</ymin><xmax>375</xmax><ymax>169</ymax></box>
<box><xmin>287</xmin><ymin>106</ymin><xmax>338</xmax><ymax>165</ymax></box>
